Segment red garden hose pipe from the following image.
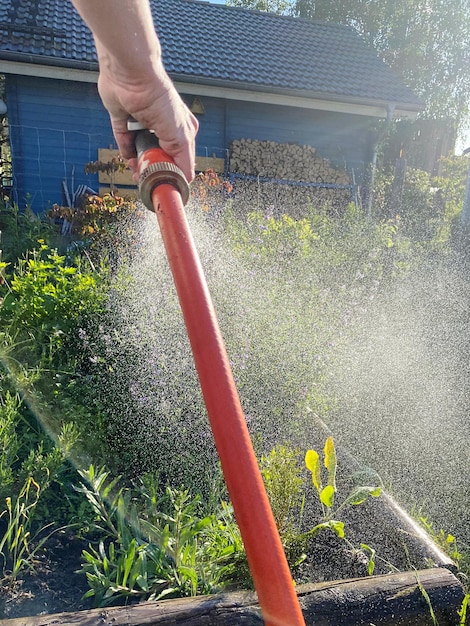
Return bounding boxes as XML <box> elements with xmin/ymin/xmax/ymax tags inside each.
<box><xmin>133</xmin><ymin>125</ymin><xmax>306</xmax><ymax>626</ymax></box>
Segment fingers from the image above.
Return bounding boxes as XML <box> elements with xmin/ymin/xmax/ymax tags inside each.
<box><xmin>112</xmin><ymin>121</ymin><xmax>198</xmax><ymax>184</ymax></box>
<box><xmin>158</xmin><ymin>113</ymin><xmax>199</xmax><ymax>183</ymax></box>
<box><xmin>104</xmin><ymin>83</ymin><xmax>199</xmax><ymax>182</ymax></box>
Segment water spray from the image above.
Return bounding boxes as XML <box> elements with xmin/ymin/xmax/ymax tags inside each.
<box><xmin>132</xmin><ymin>121</ymin><xmax>306</xmax><ymax>626</ymax></box>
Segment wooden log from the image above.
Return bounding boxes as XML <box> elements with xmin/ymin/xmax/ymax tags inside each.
<box><xmin>0</xmin><ymin>568</ymin><xmax>463</xmax><ymax>626</ymax></box>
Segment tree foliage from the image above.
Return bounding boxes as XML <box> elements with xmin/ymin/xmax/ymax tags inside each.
<box><xmin>293</xmin><ymin>0</ymin><xmax>470</xmax><ymax>129</ymax></box>
<box><xmin>227</xmin><ymin>0</ymin><xmax>470</xmax><ymax>132</ymax></box>
<box><xmin>226</xmin><ymin>0</ymin><xmax>292</xmax><ymax>13</ymax></box>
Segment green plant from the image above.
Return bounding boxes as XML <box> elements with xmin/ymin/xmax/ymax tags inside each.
<box><xmin>0</xmin><ymin>473</ymin><xmax>71</xmax><ymax>584</ymax></box>
<box><xmin>0</xmin><ymin>391</ymin><xmax>21</xmax><ymax>494</ymax></box>
<box><xmin>259</xmin><ymin>444</ymin><xmax>304</xmax><ymax>535</ymax></box>
<box><xmin>305</xmin><ymin>436</ymin><xmax>381</xmax><ymax>537</ymax></box>
<box><xmin>414</xmin><ymin>569</ymin><xmax>439</xmax><ymax>626</ymax></box>
<box><xmin>0</xmin><ymin>243</ymin><xmax>107</xmax><ymax>368</ymax></box>
<box><xmin>0</xmin><ymin>203</ymin><xmax>57</xmax><ymax>265</ymax></box>
<box><xmin>418</xmin><ymin>516</ymin><xmax>470</xmax><ymax>586</ymax></box>
<box><xmin>296</xmin><ymin>437</ymin><xmax>383</xmax><ymax>574</ymax></box>
<box><xmin>76</xmin><ymin>466</ymin><xmax>245</xmax><ymax>607</ymax></box>
<box><xmin>458</xmin><ymin>593</ymin><xmax>469</xmax><ymax>626</ymax></box>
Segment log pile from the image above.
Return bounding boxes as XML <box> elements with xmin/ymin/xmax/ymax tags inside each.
<box><xmin>229</xmin><ymin>139</ymin><xmax>351</xmax><ymax>185</ymax></box>
<box><xmin>228</xmin><ymin>139</ymin><xmax>353</xmax><ymax>217</ymax></box>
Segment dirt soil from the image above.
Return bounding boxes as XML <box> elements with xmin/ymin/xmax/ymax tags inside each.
<box><xmin>0</xmin><ymin>533</ymin><xmax>92</xmax><ymax>619</ymax></box>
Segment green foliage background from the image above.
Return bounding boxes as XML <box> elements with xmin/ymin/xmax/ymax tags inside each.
<box><xmin>0</xmin><ymin>156</ymin><xmax>468</xmax><ymax>603</ymax></box>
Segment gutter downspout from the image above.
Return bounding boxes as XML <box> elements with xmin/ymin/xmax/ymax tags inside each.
<box><xmin>366</xmin><ymin>103</ymin><xmax>395</xmax><ymax>218</ymax></box>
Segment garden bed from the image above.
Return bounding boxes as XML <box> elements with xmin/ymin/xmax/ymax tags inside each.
<box><xmin>0</xmin><ymin>568</ymin><xmax>465</xmax><ymax>626</ymax></box>
<box><xmin>0</xmin><ymin>479</ymin><xmax>461</xmax><ymax>623</ymax></box>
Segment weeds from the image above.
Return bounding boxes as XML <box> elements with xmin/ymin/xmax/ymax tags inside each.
<box><xmin>0</xmin><ymin>475</ymin><xmax>69</xmax><ymax>585</ymax></box>
<box><xmin>458</xmin><ymin>593</ymin><xmax>469</xmax><ymax>626</ymax></box>
<box><xmin>304</xmin><ymin>437</ymin><xmax>381</xmax><ymax>539</ymax></box>
<box><xmin>259</xmin><ymin>444</ymin><xmax>304</xmax><ymax>535</ymax></box>
<box><xmin>76</xmin><ymin>466</ymin><xmax>245</xmax><ymax>606</ymax></box>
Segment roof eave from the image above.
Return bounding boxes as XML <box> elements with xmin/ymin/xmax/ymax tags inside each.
<box><xmin>0</xmin><ymin>50</ymin><xmax>98</xmax><ymax>72</ymax></box>
<box><xmin>0</xmin><ymin>54</ymin><xmax>423</xmax><ymax>119</ymax></box>
<box><xmin>172</xmin><ymin>73</ymin><xmax>423</xmax><ymax>118</ymax></box>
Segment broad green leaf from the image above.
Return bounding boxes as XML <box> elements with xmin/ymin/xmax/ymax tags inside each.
<box><xmin>324</xmin><ymin>436</ymin><xmax>337</xmax><ymax>489</ymax></box>
<box><xmin>320</xmin><ymin>484</ymin><xmax>335</xmax><ymax>508</ymax></box>
<box><xmin>305</xmin><ymin>449</ymin><xmax>321</xmax><ymax>492</ymax></box>
<box><xmin>361</xmin><ymin>543</ymin><xmax>376</xmax><ymax>576</ymax></box>
<box><xmin>347</xmin><ymin>486</ymin><xmax>382</xmax><ymax>506</ymax></box>
<box><xmin>306</xmin><ymin>520</ymin><xmax>345</xmax><ymax>539</ymax></box>
<box><xmin>328</xmin><ymin>520</ymin><xmax>345</xmax><ymax>538</ymax></box>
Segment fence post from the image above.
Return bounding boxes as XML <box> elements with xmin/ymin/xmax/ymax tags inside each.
<box><xmin>389</xmin><ymin>155</ymin><xmax>407</xmax><ymax>217</ymax></box>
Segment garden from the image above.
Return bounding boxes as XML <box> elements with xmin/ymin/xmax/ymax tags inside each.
<box><xmin>0</xmin><ymin>158</ymin><xmax>469</xmax><ymax>623</ymax></box>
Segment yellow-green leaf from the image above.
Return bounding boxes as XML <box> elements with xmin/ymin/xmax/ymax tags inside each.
<box><xmin>305</xmin><ymin>449</ymin><xmax>321</xmax><ymax>491</ymax></box>
<box><xmin>320</xmin><ymin>484</ymin><xmax>335</xmax><ymax>508</ymax></box>
<box><xmin>328</xmin><ymin>520</ymin><xmax>345</xmax><ymax>538</ymax></box>
<box><xmin>324</xmin><ymin>436</ymin><xmax>337</xmax><ymax>489</ymax></box>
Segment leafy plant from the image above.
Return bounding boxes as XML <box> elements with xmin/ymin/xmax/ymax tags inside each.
<box><xmin>290</xmin><ymin>437</ymin><xmax>384</xmax><ymax>575</ymax></box>
<box><xmin>0</xmin><ymin>202</ymin><xmax>57</xmax><ymax>265</ymax></box>
<box><xmin>0</xmin><ymin>243</ymin><xmax>106</xmax><ymax>368</ymax></box>
<box><xmin>49</xmin><ymin>193</ymin><xmax>138</xmax><ymax>240</ymax></box>
<box><xmin>260</xmin><ymin>444</ymin><xmax>304</xmax><ymax>535</ymax></box>
<box><xmin>304</xmin><ymin>437</ymin><xmax>381</xmax><ymax>538</ymax></box>
<box><xmin>0</xmin><ymin>473</ymin><xmax>71</xmax><ymax>584</ymax></box>
<box><xmin>48</xmin><ymin>192</ymin><xmax>143</xmax><ymax>268</ymax></box>
<box><xmin>76</xmin><ymin>466</ymin><xmax>245</xmax><ymax>607</ymax></box>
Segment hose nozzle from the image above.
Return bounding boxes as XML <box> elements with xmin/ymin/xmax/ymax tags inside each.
<box><xmin>128</xmin><ymin>119</ymin><xmax>190</xmax><ymax>209</ymax></box>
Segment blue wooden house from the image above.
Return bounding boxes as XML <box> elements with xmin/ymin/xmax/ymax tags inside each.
<box><xmin>0</xmin><ymin>0</ymin><xmax>422</xmax><ymax>211</ymax></box>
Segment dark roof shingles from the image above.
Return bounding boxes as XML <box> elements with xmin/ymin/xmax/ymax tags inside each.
<box><xmin>0</xmin><ymin>0</ymin><xmax>422</xmax><ymax>107</ymax></box>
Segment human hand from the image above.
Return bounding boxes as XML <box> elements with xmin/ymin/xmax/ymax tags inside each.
<box><xmin>97</xmin><ymin>59</ymin><xmax>199</xmax><ymax>183</ymax></box>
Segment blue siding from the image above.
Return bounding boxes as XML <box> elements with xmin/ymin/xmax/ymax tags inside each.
<box><xmin>6</xmin><ymin>75</ymin><xmax>373</xmax><ymax>211</ymax></box>
<box><xmin>185</xmin><ymin>96</ymin><xmax>227</xmax><ymax>160</ymax></box>
<box><xmin>6</xmin><ymin>75</ymin><xmax>114</xmax><ymax>211</ymax></box>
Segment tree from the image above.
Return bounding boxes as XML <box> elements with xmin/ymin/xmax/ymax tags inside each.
<box><xmin>294</xmin><ymin>0</ymin><xmax>470</xmax><ymax>131</ymax></box>
<box><xmin>226</xmin><ymin>0</ymin><xmax>294</xmax><ymax>15</ymax></box>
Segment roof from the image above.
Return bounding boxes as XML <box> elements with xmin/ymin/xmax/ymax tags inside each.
<box><xmin>0</xmin><ymin>0</ymin><xmax>423</xmax><ymax>112</ymax></box>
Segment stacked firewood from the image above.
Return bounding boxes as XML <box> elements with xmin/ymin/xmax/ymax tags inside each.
<box><xmin>229</xmin><ymin>139</ymin><xmax>351</xmax><ymax>185</ymax></box>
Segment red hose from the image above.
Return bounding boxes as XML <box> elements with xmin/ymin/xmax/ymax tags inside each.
<box><xmin>150</xmin><ymin>182</ymin><xmax>306</xmax><ymax>626</ymax></box>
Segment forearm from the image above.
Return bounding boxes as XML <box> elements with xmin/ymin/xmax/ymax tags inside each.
<box><xmin>71</xmin><ymin>0</ymin><xmax>163</xmax><ymax>78</ymax></box>
<box><xmin>70</xmin><ymin>0</ymin><xmax>199</xmax><ymax>181</ymax></box>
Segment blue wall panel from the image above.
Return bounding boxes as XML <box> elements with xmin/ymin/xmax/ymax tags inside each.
<box><xmin>6</xmin><ymin>74</ymin><xmax>374</xmax><ymax>211</ymax></box>
<box><xmin>6</xmin><ymin>75</ymin><xmax>114</xmax><ymax>211</ymax></box>
<box><xmin>182</xmin><ymin>95</ymin><xmax>227</xmax><ymax>160</ymax></box>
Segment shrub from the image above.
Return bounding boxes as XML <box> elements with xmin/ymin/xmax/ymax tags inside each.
<box><xmin>0</xmin><ymin>243</ymin><xmax>107</xmax><ymax>368</ymax></box>
<box><xmin>77</xmin><ymin>466</ymin><xmax>246</xmax><ymax>606</ymax></box>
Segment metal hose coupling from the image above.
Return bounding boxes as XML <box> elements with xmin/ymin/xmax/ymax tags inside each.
<box><xmin>128</xmin><ymin>118</ymin><xmax>190</xmax><ymax>210</ymax></box>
